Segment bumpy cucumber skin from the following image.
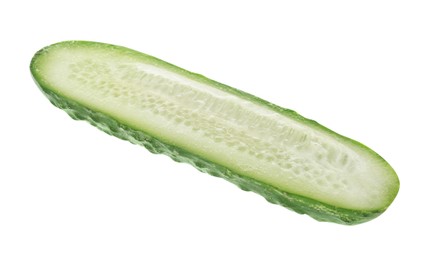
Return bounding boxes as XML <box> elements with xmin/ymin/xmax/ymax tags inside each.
<box><xmin>30</xmin><ymin>41</ymin><xmax>399</xmax><ymax>225</ymax></box>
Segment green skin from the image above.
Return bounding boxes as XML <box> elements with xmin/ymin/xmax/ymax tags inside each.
<box><xmin>30</xmin><ymin>41</ymin><xmax>399</xmax><ymax>225</ymax></box>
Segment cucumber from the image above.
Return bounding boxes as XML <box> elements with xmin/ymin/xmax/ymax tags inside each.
<box><xmin>30</xmin><ymin>41</ymin><xmax>399</xmax><ymax>225</ymax></box>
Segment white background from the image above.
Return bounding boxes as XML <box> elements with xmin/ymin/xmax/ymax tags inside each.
<box><xmin>1</xmin><ymin>1</ymin><xmax>428</xmax><ymax>259</ymax></box>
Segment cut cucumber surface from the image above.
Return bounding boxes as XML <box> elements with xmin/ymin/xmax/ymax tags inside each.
<box><xmin>30</xmin><ymin>41</ymin><xmax>399</xmax><ymax>224</ymax></box>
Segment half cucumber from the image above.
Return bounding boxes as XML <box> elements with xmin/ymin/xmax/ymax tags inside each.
<box><xmin>30</xmin><ymin>41</ymin><xmax>399</xmax><ymax>224</ymax></box>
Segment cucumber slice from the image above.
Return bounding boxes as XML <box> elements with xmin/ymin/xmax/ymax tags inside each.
<box><xmin>30</xmin><ymin>41</ymin><xmax>399</xmax><ymax>224</ymax></box>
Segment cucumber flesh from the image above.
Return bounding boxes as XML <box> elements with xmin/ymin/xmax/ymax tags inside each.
<box><xmin>30</xmin><ymin>41</ymin><xmax>399</xmax><ymax>224</ymax></box>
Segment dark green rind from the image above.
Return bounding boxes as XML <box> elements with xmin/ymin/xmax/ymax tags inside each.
<box><xmin>30</xmin><ymin>41</ymin><xmax>399</xmax><ymax>225</ymax></box>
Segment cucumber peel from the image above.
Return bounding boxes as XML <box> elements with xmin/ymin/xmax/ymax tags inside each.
<box><xmin>30</xmin><ymin>41</ymin><xmax>399</xmax><ymax>224</ymax></box>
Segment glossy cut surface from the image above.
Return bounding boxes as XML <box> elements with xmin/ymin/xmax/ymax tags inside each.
<box><xmin>30</xmin><ymin>41</ymin><xmax>399</xmax><ymax>224</ymax></box>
